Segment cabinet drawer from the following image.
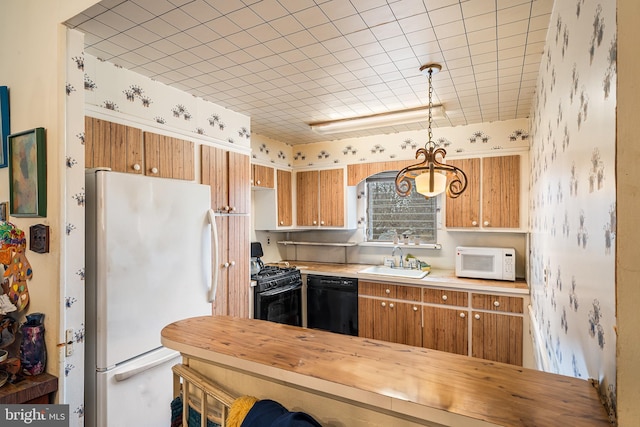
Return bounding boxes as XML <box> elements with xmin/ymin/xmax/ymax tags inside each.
<box><xmin>359</xmin><ymin>281</ymin><xmax>421</xmax><ymax>302</ymax></box>
<box><xmin>471</xmin><ymin>293</ymin><xmax>523</xmax><ymax>313</ymax></box>
<box><xmin>423</xmin><ymin>288</ymin><xmax>468</xmax><ymax>306</ymax></box>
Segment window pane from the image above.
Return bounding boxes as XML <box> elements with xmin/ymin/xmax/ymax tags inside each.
<box><xmin>366</xmin><ymin>175</ymin><xmax>437</xmax><ymax>243</ymax></box>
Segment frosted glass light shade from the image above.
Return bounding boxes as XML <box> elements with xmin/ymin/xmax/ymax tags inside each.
<box><xmin>415</xmin><ymin>171</ymin><xmax>447</xmax><ymax>197</ymax></box>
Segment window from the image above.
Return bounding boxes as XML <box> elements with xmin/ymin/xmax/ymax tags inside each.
<box><xmin>365</xmin><ymin>172</ymin><xmax>438</xmax><ymax>243</ymax></box>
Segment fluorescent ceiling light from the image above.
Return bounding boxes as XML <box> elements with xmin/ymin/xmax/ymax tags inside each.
<box><xmin>309</xmin><ymin>105</ymin><xmax>445</xmax><ymax>135</ymax></box>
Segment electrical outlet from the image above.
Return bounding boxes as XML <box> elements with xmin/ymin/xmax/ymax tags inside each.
<box><xmin>29</xmin><ymin>224</ymin><xmax>50</xmax><ymax>253</ymax></box>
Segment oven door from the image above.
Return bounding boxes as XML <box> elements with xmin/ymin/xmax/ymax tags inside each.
<box><xmin>254</xmin><ymin>283</ymin><xmax>302</xmax><ymax>327</ymax></box>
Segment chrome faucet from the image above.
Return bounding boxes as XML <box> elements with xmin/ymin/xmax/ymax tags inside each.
<box><xmin>392</xmin><ymin>245</ymin><xmax>404</xmax><ymax>268</ymax></box>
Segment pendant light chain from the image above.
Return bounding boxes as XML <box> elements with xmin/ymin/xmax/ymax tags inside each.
<box><xmin>427</xmin><ymin>67</ymin><xmax>433</xmax><ymax>143</ymax></box>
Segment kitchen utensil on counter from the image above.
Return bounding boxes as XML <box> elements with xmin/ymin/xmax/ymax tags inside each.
<box><xmin>250</xmin><ymin>242</ymin><xmax>265</xmax><ymax>273</ymax></box>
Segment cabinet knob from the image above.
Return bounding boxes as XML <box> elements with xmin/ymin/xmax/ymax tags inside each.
<box><xmin>442</xmin><ymin>295</ymin><xmax>448</xmax><ymax>301</ymax></box>
<box><xmin>313</xmin><ymin>220</ymin><xmax>317</xmax><ymax>225</ymax></box>
<box><xmin>320</xmin><ymin>221</ymin><xmax>325</xmax><ymax>225</ymax></box>
<box><xmin>483</xmin><ymin>220</ymin><xmax>490</xmax><ymax>226</ymax></box>
<box><xmin>471</xmin><ymin>220</ymin><xmax>478</xmax><ymax>226</ymax></box>
<box><xmin>460</xmin><ymin>312</ymin><xmax>466</xmax><ymax>318</ymax></box>
<box><xmin>223</xmin><ymin>205</ymin><xmax>230</xmax><ymax>212</ymax></box>
<box><xmin>132</xmin><ymin>163</ymin><xmax>141</xmax><ymax>171</ymax></box>
<box><xmin>474</xmin><ymin>314</ymin><xmax>481</xmax><ymax>320</ymax></box>
<box><xmin>150</xmin><ymin>167</ymin><xmax>158</xmax><ymax>174</ymax></box>
<box><xmin>493</xmin><ymin>300</ymin><xmax>500</xmax><ymax>307</ymax></box>
<box><xmin>223</xmin><ymin>262</ymin><xmax>230</xmax><ymax>268</ymax></box>
<box><xmin>229</xmin><ymin>206</ymin><xmax>236</xmax><ymax>212</ymax></box>
<box><xmin>413</xmin><ymin>306</ymin><xmax>418</xmax><ymax>311</ymax></box>
<box><xmin>389</xmin><ymin>303</ymin><xmax>394</xmax><ymax>308</ymax></box>
<box><xmin>385</xmin><ymin>288</ymin><xmax>391</xmax><ymax>294</ymax></box>
<box><xmin>256</xmin><ymin>180</ymin><xmax>261</xmax><ymax>185</ymax></box>
<box><xmin>279</xmin><ymin>221</ymin><xmax>284</xmax><ymax>225</ymax></box>
<box><xmin>381</xmin><ymin>302</ymin><xmax>386</xmax><ymax>307</ymax></box>
<box><xmin>230</xmin><ymin>261</ymin><xmax>236</xmax><ymax>267</ymax></box>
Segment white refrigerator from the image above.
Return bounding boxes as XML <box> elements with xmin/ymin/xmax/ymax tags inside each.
<box><xmin>85</xmin><ymin>169</ymin><xmax>214</xmax><ymax>427</ymax></box>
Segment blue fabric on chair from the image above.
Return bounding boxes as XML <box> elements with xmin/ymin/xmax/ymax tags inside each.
<box><xmin>240</xmin><ymin>399</ymin><xmax>322</xmax><ymax>427</ymax></box>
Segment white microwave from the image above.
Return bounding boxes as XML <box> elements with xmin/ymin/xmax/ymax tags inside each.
<box><xmin>455</xmin><ymin>246</ymin><xmax>516</xmax><ymax>281</ymax></box>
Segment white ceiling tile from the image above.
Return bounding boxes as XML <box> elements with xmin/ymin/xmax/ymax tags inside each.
<box><xmin>438</xmin><ymin>34</ymin><xmax>468</xmax><ymax>51</ymax></box>
<box><xmin>498</xmin><ymin>45</ymin><xmax>526</xmax><ymax>60</ymax></box>
<box><xmin>307</xmin><ymin>22</ymin><xmax>341</xmax><ymax>42</ymax></box>
<box><xmin>359</xmin><ymin>4</ymin><xmax>395</xmax><ymax>27</ymax></box>
<box><xmin>246</xmin><ymin>23</ymin><xmax>281</xmax><ymax>42</ymax></box>
<box><xmin>386</xmin><ymin>46</ymin><xmax>417</xmax><ymax>62</ymax></box>
<box><xmin>181</xmin><ymin>1</ymin><xmax>221</xmax><ymax>22</ymax></box>
<box><xmin>185</xmin><ymin>25</ymin><xmax>220</xmax><ymax>44</ymax></box>
<box><xmin>389</xmin><ymin>0</ymin><xmax>427</xmax><ymax>19</ymax></box>
<box><xmin>92</xmin><ymin>39</ymin><xmax>129</xmax><ymax>57</ymax></box>
<box><xmin>469</xmin><ymin>41</ymin><xmax>496</xmax><ymax>56</ymax></box>
<box><xmin>497</xmin><ymin>20</ymin><xmax>529</xmax><ymax>39</ymax></box>
<box><xmin>398</xmin><ymin>13</ymin><xmax>433</xmax><ymax>34</ymax></box>
<box><xmin>112</xmin><ymin>1</ymin><xmax>156</xmax><ymax>23</ymax></box>
<box><xmin>294</xmin><ymin>7</ymin><xmax>330</xmax><ymax>28</ymax></box>
<box><xmin>95</xmin><ymin>10</ymin><xmax>136</xmax><ymax>32</ymax></box>
<box><xmin>249</xmin><ymin>0</ymin><xmax>290</xmax><ymax>21</ymax></box>
<box><xmin>433</xmin><ymin>20</ymin><xmax>466</xmax><ymax>38</ymax></box>
<box><xmin>464</xmin><ymin>13</ymin><xmax>496</xmax><ymax>32</ymax></box>
<box><xmin>263</xmin><ymin>36</ymin><xmax>296</xmax><ymax>54</ymax></box>
<box><xmin>497</xmin><ymin>3</ymin><xmax>533</xmax><ymax>24</ymax></box>
<box><xmin>141</xmin><ymin>18</ymin><xmax>180</xmax><ymax>38</ymax></box>
<box><xmin>208</xmin><ymin>37</ymin><xmax>238</xmax><ymax>55</ymax></box>
<box><xmin>345</xmin><ymin>29</ymin><xmax>378</xmax><ymax>47</ymax></box>
<box><xmin>78</xmin><ymin>19</ymin><xmax>120</xmax><ymax>40</ymax></box>
<box><xmin>350</xmin><ymin>0</ymin><xmax>388</xmax><ymax>13</ymax></box>
<box><xmin>318</xmin><ymin>0</ymin><xmax>358</xmax><ymax>20</ymax></box>
<box><xmin>276</xmin><ymin>0</ymin><xmax>316</xmax><ymax>14</ymax></box>
<box><xmin>461</xmin><ymin>0</ymin><xmax>496</xmax><ymax>18</ymax></box>
<box><xmin>162</xmin><ymin>8</ymin><xmax>200</xmax><ymax>31</ymax></box>
<box><xmin>226</xmin><ymin>31</ymin><xmax>261</xmax><ymax>49</ymax></box>
<box><xmin>404</xmin><ymin>28</ymin><xmax>437</xmax><ymax>45</ymax></box>
<box><xmin>429</xmin><ymin>4</ymin><xmax>463</xmax><ymax>26</ymax></box>
<box><xmin>498</xmin><ymin>33</ymin><xmax>527</xmax><ymax>50</ymax></box>
<box><xmin>206</xmin><ymin>16</ymin><xmax>242</xmax><ymax>38</ymax></box>
<box><xmin>468</xmin><ymin>28</ymin><xmax>497</xmax><ymax>44</ymax></box>
<box><xmin>270</xmin><ymin>14</ymin><xmax>305</xmax><ymax>36</ymax></box>
<box><xmin>167</xmin><ymin>31</ymin><xmax>202</xmax><ymax>50</ymax></box>
<box><xmin>371</xmin><ymin>21</ymin><xmax>404</xmax><ymax>40</ymax></box>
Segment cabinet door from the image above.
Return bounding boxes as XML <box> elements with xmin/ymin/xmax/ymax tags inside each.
<box><xmin>482</xmin><ymin>155</ymin><xmax>520</xmax><ymax>228</ymax></box>
<box><xmin>144</xmin><ymin>132</ymin><xmax>194</xmax><ymax>180</ymax></box>
<box><xmin>277</xmin><ymin>169</ymin><xmax>293</xmax><ymax>226</ymax></box>
<box><xmin>226</xmin><ymin>215</ymin><xmax>250</xmax><ymax>318</ymax></box>
<box><xmin>85</xmin><ymin>117</ymin><xmax>143</xmax><ymax>174</ymax></box>
<box><xmin>228</xmin><ymin>151</ymin><xmax>250</xmax><ymax>214</ymax></box>
<box><xmin>445</xmin><ymin>158</ymin><xmax>480</xmax><ymax>228</ymax></box>
<box><xmin>358</xmin><ymin>297</ymin><xmax>393</xmax><ymax>342</ymax></box>
<box><xmin>319</xmin><ymin>169</ymin><xmax>344</xmax><ymax>227</ymax></box>
<box><xmin>394</xmin><ymin>301</ymin><xmax>422</xmax><ymax>346</ymax></box>
<box><xmin>202</xmin><ymin>145</ymin><xmax>228</xmax><ymax>212</ymax></box>
<box><xmin>471</xmin><ymin>311</ymin><xmax>523</xmax><ymax>365</ymax></box>
<box><xmin>423</xmin><ymin>306</ymin><xmax>468</xmax><ymax>356</ymax></box>
<box><xmin>212</xmin><ymin>215</ymin><xmax>229</xmax><ymax>316</ymax></box>
<box><xmin>252</xmin><ymin>165</ymin><xmax>274</xmax><ymax>188</ymax></box>
<box><xmin>296</xmin><ymin>170</ymin><xmax>319</xmax><ymax>226</ymax></box>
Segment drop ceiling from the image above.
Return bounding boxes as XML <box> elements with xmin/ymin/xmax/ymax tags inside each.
<box><xmin>65</xmin><ymin>0</ymin><xmax>553</xmax><ymax>145</ymax></box>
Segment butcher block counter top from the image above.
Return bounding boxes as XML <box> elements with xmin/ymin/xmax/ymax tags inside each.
<box><xmin>276</xmin><ymin>261</ymin><xmax>529</xmax><ymax>294</ymax></box>
<box><xmin>162</xmin><ymin>315</ymin><xmax>609</xmax><ymax>427</ymax></box>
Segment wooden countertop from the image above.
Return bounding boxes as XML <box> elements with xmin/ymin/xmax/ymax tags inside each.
<box><xmin>162</xmin><ymin>316</ymin><xmax>609</xmax><ymax>426</ymax></box>
<box><xmin>275</xmin><ymin>261</ymin><xmax>529</xmax><ymax>294</ymax></box>
<box><xmin>0</xmin><ymin>373</ymin><xmax>58</xmax><ymax>404</ymax></box>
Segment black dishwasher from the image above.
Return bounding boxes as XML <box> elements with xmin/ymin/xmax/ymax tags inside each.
<box><xmin>306</xmin><ymin>274</ymin><xmax>358</xmax><ymax>336</ymax></box>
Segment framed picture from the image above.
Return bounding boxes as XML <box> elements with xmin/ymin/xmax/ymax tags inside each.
<box><xmin>0</xmin><ymin>201</ymin><xmax>7</xmax><ymax>222</ymax></box>
<box><xmin>8</xmin><ymin>127</ymin><xmax>47</xmax><ymax>217</ymax></box>
<box><xmin>0</xmin><ymin>86</ymin><xmax>9</xmax><ymax>168</ymax></box>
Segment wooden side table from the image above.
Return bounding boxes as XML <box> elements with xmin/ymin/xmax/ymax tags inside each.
<box><xmin>0</xmin><ymin>373</ymin><xmax>58</xmax><ymax>404</ymax></box>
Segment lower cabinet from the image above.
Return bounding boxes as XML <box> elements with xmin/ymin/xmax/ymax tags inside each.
<box><xmin>358</xmin><ymin>282</ymin><xmax>421</xmax><ymax>347</ymax></box>
<box><xmin>358</xmin><ymin>281</ymin><xmax>525</xmax><ymax>366</ymax></box>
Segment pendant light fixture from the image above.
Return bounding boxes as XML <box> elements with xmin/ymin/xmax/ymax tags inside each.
<box><xmin>395</xmin><ymin>64</ymin><xmax>467</xmax><ymax>199</ymax></box>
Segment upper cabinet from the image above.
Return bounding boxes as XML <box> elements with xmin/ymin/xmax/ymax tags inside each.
<box><xmin>202</xmin><ymin>145</ymin><xmax>250</xmax><ymax>214</ymax></box>
<box><xmin>445</xmin><ymin>155</ymin><xmax>521</xmax><ymax>230</ymax></box>
<box><xmin>254</xmin><ymin>168</ymin><xmax>293</xmax><ymax>230</ymax></box>
<box><xmin>85</xmin><ymin>117</ymin><xmax>194</xmax><ymax>180</ymax></box>
<box><xmin>251</xmin><ymin>164</ymin><xmax>274</xmax><ymax>188</ymax></box>
<box><xmin>143</xmin><ymin>131</ymin><xmax>194</xmax><ymax>180</ymax></box>
<box><xmin>85</xmin><ymin>116</ymin><xmax>143</xmax><ymax>174</ymax></box>
<box><xmin>296</xmin><ymin>168</ymin><xmax>356</xmax><ymax>228</ymax></box>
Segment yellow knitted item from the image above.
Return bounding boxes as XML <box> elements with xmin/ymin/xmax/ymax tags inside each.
<box><xmin>227</xmin><ymin>395</ymin><xmax>258</xmax><ymax>427</ymax></box>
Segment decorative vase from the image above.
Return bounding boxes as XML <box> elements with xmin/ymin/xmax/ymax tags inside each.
<box><xmin>20</xmin><ymin>312</ymin><xmax>46</xmax><ymax>375</ymax></box>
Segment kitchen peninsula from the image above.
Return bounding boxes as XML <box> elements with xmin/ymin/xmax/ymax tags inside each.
<box><xmin>161</xmin><ymin>316</ymin><xmax>610</xmax><ymax>427</ymax></box>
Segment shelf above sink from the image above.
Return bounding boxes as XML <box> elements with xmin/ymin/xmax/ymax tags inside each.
<box><xmin>358</xmin><ymin>265</ymin><xmax>429</xmax><ymax>279</ymax></box>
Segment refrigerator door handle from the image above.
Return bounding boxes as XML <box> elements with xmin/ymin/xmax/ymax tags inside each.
<box><xmin>207</xmin><ymin>209</ymin><xmax>219</xmax><ymax>303</ymax></box>
<box><xmin>113</xmin><ymin>350</ymin><xmax>179</xmax><ymax>382</ymax></box>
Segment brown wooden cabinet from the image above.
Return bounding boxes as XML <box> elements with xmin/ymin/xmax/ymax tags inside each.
<box><xmin>422</xmin><ymin>288</ymin><xmax>469</xmax><ymax>356</ymax></box>
<box><xmin>202</xmin><ymin>145</ymin><xmax>250</xmax><ymax>318</ymax></box>
<box><xmin>85</xmin><ymin>116</ymin><xmax>143</xmax><ymax>173</ymax></box>
<box><xmin>358</xmin><ymin>281</ymin><xmax>421</xmax><ymax>346</ymax></box>
<box><xmin>277</xmin><ymin>169</ymin><xmax>293</xmax><ymax>226</ymax></box>
<box><xmin>143</xmin><ymin>131</ymin><xmax>194</xmax><ymax>180</ymax></box>
<box><xmin>445</xmin><ymin>155</ymin><xmax>520</xmax><ymax>229</ymax></box>
<box><xmin>85</xmin><ymin>117</ymin><xmax>195</xmax><ymax>180</ymax></box>
<box><xmin>471</xmin><ymin>293</ymin><xmax>523</xmax><ymax>365</ymax></box>
<box><xmin>296</xmin><ymin>169</ymin><xmax>345</xmax><ymax>227</ymax></box>
<box><xmin>252</xmin><ymin>164</ymin><xmax>274</xmax><ymax>188</ymax></box>
<box><xmin>202</xmin><ymin>145</ymin><xmax>250</xmax><ymax>214</ymax></box>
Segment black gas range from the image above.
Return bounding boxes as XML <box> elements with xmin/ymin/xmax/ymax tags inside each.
<box><xmin>251</xmin><ymin>265</ymin><xmax>302</xmax><ymax>326</ymax></box>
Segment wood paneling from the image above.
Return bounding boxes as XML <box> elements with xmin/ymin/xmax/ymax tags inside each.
<box><xmin>347</xmin><ymin>159</ymin><xmax>414</xmax><ymax>186</ymax></box>
<box><xmin>472</xmin><ymin>311</ymin><xmax>523</xmax><ymax>365</ymax></box>
<box><xmin>228</xmin><ymin>151</ymin><xmax>250</xmax><ymax>214</ymax></box>
<box><xmin>319</xmin><ymin>169</ymin><xmax>344</xmax><ymax>226</ymax></box>
<box><xmin>85</xmin><ymin>116</ymin><xmax>143</xmax><ymax>174</ymax></box>
<box><xmin>445</xmin><ymin>157</ymin><xmax>480</xmax><ymax>228</ymax></box>
<box><xmin>252</xmin><ymin>164</ymin><xmax>274</xmax><ymax>188</ymax></box>
<box><xmin>296</xmin><ymin>170</ymin><xmax>319</xmax><ymax>226</ymax></box>
<box><xmin>276</xmin><ymin>169</ymin><xmax>292</xmax><ymax>226</ymax></box>
<box><xmin>423</xmin><ymin>288</ymin><xmax>468</xmax><ymax>306</ymax></box>
<box><xmin>482</xmin><ymin>155</ymin><xmax>520</xmax><ymax>228</ymax></box>
<box><xmin>423</xmin><ymin>306</ymin><xmax>468</xmax><ymax>356</ymax></box>
<box><xmin>472</xmin><ymin>293</ymin><xmax>524</xmax><ymax>313</ymax></box>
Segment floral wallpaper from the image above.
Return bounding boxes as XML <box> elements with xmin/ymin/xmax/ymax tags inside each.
<box><xmin>529</xmin><ymin>0</ymin><xmax>617</xmax><ymax>421</ymax></box>
<box><xmin>83</xmin><ymin>54</ymin><xmax>251</xmax><ymax>148</ymax></box>
<box><xmin>64</xmin><ymin>28</ymin><xmax>86</xmax><ymax>426</ymax></box>
<box><xmin>251</xmin><ymin>118</ymin><xmax>530</xmax><ymax>169</ymax></box>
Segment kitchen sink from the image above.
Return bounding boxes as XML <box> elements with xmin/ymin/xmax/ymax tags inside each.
<box><xmin>358</xmin><ymin>265</ymin><xmax>428</xmax><ymax>279</ymax></box>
